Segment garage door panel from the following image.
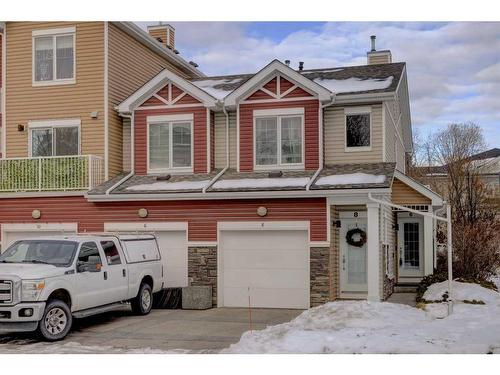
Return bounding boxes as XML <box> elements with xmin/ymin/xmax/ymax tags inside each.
<box><xmin>1</xmin><ymin>227</ymin><xmax>78</xmax><ymax>252</ymax></box>
<box><xmin>224</xmin><ymin>268</ymin><xmax>309</xmax><ymax>289</ymax></box>
<box><xmin>221</xmin><ymin>230</ymin><xmax>308</xmax><ymax>251</ymax></box>
<box><xmin>223</xmin><ymin>249</ymin><xmax>308</xmax><ymax>269</ymax></box>
<box><xmin>223</xmin><ymin>287</ymin><xmax>308</xmax><ymax>309</ymax></box>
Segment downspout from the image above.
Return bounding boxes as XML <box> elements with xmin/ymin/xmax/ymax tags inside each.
<box><xmin>306</xmin><ymin>94</ymin><xmax>335</xmax><ymax>190</ymax></box>
<box><xmin>105</xmin><ymin>112</ymin><xmax>134</xmax><ymax>195</ymax></box>
<box><xmin>203</xmin><ymin>102</ymin><xmax>229</xmax><ymax>193</ymax></box>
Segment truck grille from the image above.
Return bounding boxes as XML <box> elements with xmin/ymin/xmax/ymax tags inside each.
<box><xmin>0</xmin><ymin>280</ymin><xmax>13</xmax><ymax>304</ymax></box>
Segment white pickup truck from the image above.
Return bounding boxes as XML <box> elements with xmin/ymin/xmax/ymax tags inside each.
<box><xmin>0</xmin><ymin>234</ymin><xmax>164</xmax><ymax>341</ymax></box>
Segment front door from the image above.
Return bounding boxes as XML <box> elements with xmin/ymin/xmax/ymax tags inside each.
<box><xmin>398</xmin><ymin>216</ymin><xmax>424</xmax><ymax>279</ymax></box>
<box><xmin>340</xmin><ymin>212</ymin><xmax>368</xmax><ymax>295</ymax></box>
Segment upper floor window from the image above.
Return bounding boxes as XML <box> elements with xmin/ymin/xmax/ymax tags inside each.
<box><xmin>29</xmin><ymin>119</ymin><xmax>80</xmax><ymax>157</ymax></box>
<box><xmin>33</xmin><ymin>27</ymin><xmax>75</xmax><ymax>86</ymax></box>
<box><xmin>254</xmin><ymin>108</ymin><xmax>304</xmax><ymax>169</ymax></box>
<box><xmin>147</xmin><ymin>114</ymin><xmax>193</xmax><ymax>173</ymax></box>
<box><xmin>345</xmin><ymin>107</ymin><xmax>371</xmax><ymax>151</ymax></box>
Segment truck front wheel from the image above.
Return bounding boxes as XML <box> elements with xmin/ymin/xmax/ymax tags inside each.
<box><xmin>38</xmin><ymin>300</ymin><xmax>73</xmax><ymax>341</ymax></box>
<box><xmin>131</xmin><ymin>282</ymin><xmax>153</xmax><ymax>315</ymax></box>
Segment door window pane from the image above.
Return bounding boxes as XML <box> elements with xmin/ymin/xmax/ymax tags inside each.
<box><xmin>403</xmin><ymin>222</ymin><xmax>420</xmax><ymax>269</ymax></box>
<box><xmin>346</xmin><ymin>113</ymin><xmax>370</xmax><ymax>148</ymax></box>
<box><xmin>281</xmin><ymin>116</ymin><xmax>302</xmax><ymax>164</ymax></box>
<box><xmin>34</xmin><ymin>37</ymin><xmax>54</xmax><ymax>82</ymax></box>
<box><xmin>101</xmin><ymin>241</ymin><xmax>122</xmax><ymax>266</ymax></box>
<box><xmin>31</xmin><ymin>129</ymin><xmax>53</xmax><ymax>157</ymax></box>
<box><xmin>149</xmin><ymin>123</ymin><xmax>170</xmax><ymax>170</ymax></box>
<box><xmin>56</xmin><ymin>35</ymin><xmax>74</xmax><ymax>80</ymax></box>
<box><xmin>78</xmin><ymin>242</ymin><xmax>102</xmax><ymax>264</ymax></box>
<box><xmin>255</xmin><ymin>117</ymin><xmax>277</xmax><ymax>166</ymax></box>
<box><xmin>172</xmin><ymin>122</ymin><xmax>192</xmax><ymax>168</ymax></box>
<box><xmin>55</xmin><ymin>127</ymin><xmax>79</xmax><ymax>155</ymax></box>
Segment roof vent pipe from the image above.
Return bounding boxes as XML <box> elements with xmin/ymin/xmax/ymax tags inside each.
<box><xmin>298</xmin><ymin>61</ymin><xmax>304</xmax><ymax>71</ymax></box>
<box><xmin>285</xmin><ymin>59</ymin><xmax>290</xmax><ymax>67</ymax></box>
<box><xmin>370</xmin><ymin>35</ymin><xmax>376</xmax><ymax>52</ymax></box>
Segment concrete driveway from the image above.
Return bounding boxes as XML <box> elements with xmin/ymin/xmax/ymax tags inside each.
<box><xmin>0</xmin><ymin>307</ymin><xmax>302</xmax><ymax>353</ymax></box>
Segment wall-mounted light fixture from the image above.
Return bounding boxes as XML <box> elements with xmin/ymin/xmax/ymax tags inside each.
<box><xmin>138</xmin><ymin>208</ymin><xmax>148</xmax><ymax>218</ymax></box>
<box><xmin>256</xmin><ymin>206</ymin><xmax>268</xmax><ymax>217</ymax></box>
<box><xmin>90</xmin><ymin>111</ymin><xmax>99</xmax><ymax>119</ymax></box>
<box><xmin>32</xmin><ymin>209</ymin><xmax>41</xmax><ymax>219</ymax></box>
<box><xmin>18</xmin><ymin>124</ymin><xmax>25</xmax><ymax>132</ymax></box>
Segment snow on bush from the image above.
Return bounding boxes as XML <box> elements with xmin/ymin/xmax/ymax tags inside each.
<box><xmin>423</xmin><ymin>280</ymin><xmax>499</xmax><ymax>303</ymax></box>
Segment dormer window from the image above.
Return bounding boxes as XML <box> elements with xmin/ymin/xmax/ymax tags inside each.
<box><xmin>345</xmin><ymin>107</ymin><xmax>371</xmax><ymax>151</ymax></box>
<box><xmin>33</xmin><ymin>27</ymin><xmax>76</xmax><ymax>86</ymax></box>
<box><xmin>254</xmin><ymin>108</ymin><xmax>304</xmax><ymax>170</ymax></box>
<box><xmin>147</xmin><ymin>114</ymin><xmax>193</xmax><ymax>174</ymax></box>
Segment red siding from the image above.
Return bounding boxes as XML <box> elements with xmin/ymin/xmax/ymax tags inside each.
<box><xmin>0</xmin><ymin>197</ymin><xmax>328</xmax><ymax>242</ymax></box>
<box><xmin>171</xmin><ymin>84</ymin><xmax>183</xmax><ymax>99</ymax></box>
<box><xmin>175</xmin><ymin>94</ymin><xmax>201</xmax><ymax>105</ymax></box>
<box><xmin>134</xmin><ymin>106</ymin><xmax>208</xmax><ymax>174</ymax></box>
<box><xmin>263</xmin><ymin>77</ymin><xmax>277</xmax><ymax>93</ymax></box>
<box><xmin>141</xmin><ymin>96</ymin><xmax>164</xmax><ymax>106</ymax></box>
<box><xmin>279</xmin><ymin>76</ymin><xmax>294</xmax><ymax>94</ymax></box>
<box><xmin>283</xmin><ymin>87</ymin><xmax>313</xmax><ymax>98</ymax></box>
<box><xmin>239</xmin><ymin>99</ymin><xmax>320</xmax><ymax>172</ymax></box>
<box><xmin>246</xmin><ymin>89</ymin><xmax>273</xmax><ymax>100</ymax></box>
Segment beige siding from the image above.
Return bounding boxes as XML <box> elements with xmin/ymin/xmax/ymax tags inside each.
<box><xmin>5</xmin><ymin>22</ymin><xmax>105</xmax><ymax>158</ymax></box>
<box><xmin>214</xmin><ymin>110</ymin><xmax>237</xmax><ymax>169</ymax></box>
<box><xmin>122</xmin><ymin>117</ymin><xmax>131</xmax><ymax>172</ymax></box>
<box><xmin>106</xmin><ymin>23</ymin><xmax>191</xmax><ymax>177</ymax></box>
<box><xmin>324</xmin><ymin>103</ymin><xmax>383</xmax><ymax>165</ymax></box>
<box><xmin>392</xmin><ymin>178</ymin><xmax>431</xmax><ymax>205</ymax></box>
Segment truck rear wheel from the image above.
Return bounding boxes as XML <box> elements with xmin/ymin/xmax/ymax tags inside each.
<box><xmin>131</xmin><ymin>282</ymin><xmax>153</xmax><ymax>315</ymax></box>
<box><xmin>38</xmin><ymin>300</ymin><xmax>73</xmax><ymax>341</ymax></box>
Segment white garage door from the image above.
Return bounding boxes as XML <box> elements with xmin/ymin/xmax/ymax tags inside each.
<box><xmin>104</xmin><ymin>222</ymin><xmax>188</xmax><ymax>288</ymax></box>
<box><xmin>1</xmin><ymin>223</ymin><xmax>78</xmax><ymax>253</ymax></box>
<box><xmin>220</xmin><ymin>229</ymin><xmax>310</xmax><ymax>309</ymax></box>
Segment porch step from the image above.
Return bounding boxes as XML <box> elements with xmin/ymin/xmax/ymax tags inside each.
<box><xmin>394</xmin><ymin>284</ymin><xmax>419</xmax><ymax>293</ymax></box>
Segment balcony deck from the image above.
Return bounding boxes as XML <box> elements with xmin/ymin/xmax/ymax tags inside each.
<box><xmin>0</xmin><ymin>155</ymin><xmax>104</xmax><ymax>192</ymax></box>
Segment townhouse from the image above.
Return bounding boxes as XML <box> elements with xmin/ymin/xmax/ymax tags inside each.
<box><xmin>0</xmin><ymin>23</ymin><xmax>442</xmax><ymax>309</ymax></box>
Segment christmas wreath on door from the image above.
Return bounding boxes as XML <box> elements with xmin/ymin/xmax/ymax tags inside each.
<box><xmin>345</xmin><ymin>228</ymin><xmax>367</xmax><ymax>247</ymax></box>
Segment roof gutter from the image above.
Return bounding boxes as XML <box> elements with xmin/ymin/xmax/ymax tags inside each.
<box><xmin>203</xmin><ymin>101</ymin><xmax>229</xmax><ymax>193</ymax></box>
<box><xmin>307</xmin><ymin>94</ymin><xmax>335</xmax><ymax>190</ymax></box>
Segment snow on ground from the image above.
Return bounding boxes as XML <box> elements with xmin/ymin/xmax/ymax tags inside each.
<box><xmin>423</xmin><ymin>280</ymin><xmax>499</xmax><ymax>303</ymax></box>
<box><xmin>313</xmin><ymin>76</ymin><xmax>393</xmax><ymax>94</ymax></box>
<box><xmin>315</xmin><ymin>173</ymin><xmax>386</xmax><ymax>186</ymax></box>
<box><xmin>126</xmin><ymin>180</ymin><xmax>210</xmax><ymax>191</ymax></box>
<box><xmin>224</xmin><ymin>282</ymin><xmax>500</xmax><ymax>354</ymax></box>
<box><xmin>0</xmin><ymin>340</ymin><xmax>191</xmax><ymax>354</ymax></box>
<box><xmin>212</xmin><ymin>177</ymin><xmax>310</xmax><ymax>189</ymax></box>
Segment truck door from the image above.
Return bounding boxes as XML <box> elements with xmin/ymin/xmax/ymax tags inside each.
<box><xmin>73</xmin><ymin>241</ymin><xmax>109</xmax><ymax>311</ymax></box>
<box><xmin>99</xmin><ymin>240</ymin><xmax>129</xmax><ymax>303</ymax></box>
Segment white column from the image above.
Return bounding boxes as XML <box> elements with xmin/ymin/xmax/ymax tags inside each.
<box><xmin>366</xmin><ymin>202</ymin><xmax>381</xmax><ymax>301</ymax></box>
<box><xmin>424</xmin><ymin>207</ymin><xmax>434</xmax><ymax>276</ymax></box>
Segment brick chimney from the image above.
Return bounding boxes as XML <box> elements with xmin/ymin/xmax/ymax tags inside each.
<box><xmin>367</xmin><ymin>35</ymin><xmax>392</xmax><ymax>65</ymax></box>
<box><xmin>147</xmin><ymin>23</ymin><xmax>175</xmax><ymax>49</ymax></box>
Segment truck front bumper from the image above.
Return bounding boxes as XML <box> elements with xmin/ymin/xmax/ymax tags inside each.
<box><xmin>0</xmin><ymin>302</ymin><xmax>46</xmax><ymax>333</ymax></box>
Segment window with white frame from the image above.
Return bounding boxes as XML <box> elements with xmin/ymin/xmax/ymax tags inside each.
<box><xmin>148</xmin><ymin>115</ymin><xmax>193</xmax><ymax>173</ymax></box>
<box><xmin>254</xmin><ymin>109</ymin><xmax>304</xmax><ymax>169</ymax></box>
<box><xmin>345</xmin><ymin>107</ymin><xmax>371</xmax><ymax>150</ymax></box>
<box><xmin>33</xmin><ymin>28</ymin><xmax>75</xmax><ymax>85</ymax></box>
<box><xmin>29</xmin><ymin>120</ymin><xmax>80</xmax><ymax>157</ymax></box>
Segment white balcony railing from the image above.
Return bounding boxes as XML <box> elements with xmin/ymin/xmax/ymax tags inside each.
<box><xmin>0</xmin><ymin>155</ymin><xmax>104</xmax><ymax>192</ymax></box>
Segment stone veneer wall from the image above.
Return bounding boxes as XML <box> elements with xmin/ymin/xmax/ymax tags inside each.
<box><xmin>310</xmin><ymin>247</ymin><xmax>330</xmax><ymax>306</ymax></box>
<box><xmin>383</xmin><ymin>275</ymin><xmax>397</xmax><ymax>300</ymax></box>
<box><xmin>188</xmin><ymin>246</ymin><xmax>217</xmax><ymax>306</ymax></box>
<box><xmin>330</xmin><ymin>206</ymin><xmax>340</xmax><ymax>300</ymax></box>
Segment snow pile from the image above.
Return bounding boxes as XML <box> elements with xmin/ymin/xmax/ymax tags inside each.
<box><xmin>423</xmin><ymin>280</ymin><xmax>500</xmax><ymax>303</ymax></box>
<box><xmin>126</xmin><ymin>180</ymin><xmax>210</xmax><ymax>191</ymax></box>
<box><xmin>212</xmin><ymin>177</ymin><xmax>310</xmax><ymax>190</ymax></box>
<box><xmin>315</xmin><ymin>173</ymin><xmax>386</xmax><ymax>186</ymax></box>
<box><xmin>313</xmin><ymin>76</ymin><xmax>393</xmax><ymax>94</ymax></box>
<box><xmin>224</xmin><ymin>282</ymin><xmax>500</xmax><ymax>354</ymax></box>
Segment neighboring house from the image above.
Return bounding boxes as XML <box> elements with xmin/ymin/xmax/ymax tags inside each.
<box><xmin>0</xmin><ymin>24</ymin><xmax>443</xmax><ymax>308</ymax></box>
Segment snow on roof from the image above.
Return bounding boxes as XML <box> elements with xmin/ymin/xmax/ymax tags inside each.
<box><xmin>312</xmin><ymin>76</ymin><xmax>394</xmax><ymax>94</ymax></box>
<box><xmin>212</xmin><ymin>177</ymin><xmax>310</xmax><ymax>190</ymax></box>
<box><xmin>315</xmin><ymin>173</ymin><xmax>386</xmax><ymax>186</ymax></box>
<box><xmin>191</xmin><ymin>77</ymin><xmax>249</xmax><ymax>99</ymax></box>
<box><xmin>126</xmin><ymin>180</ymin><xmax>210</xmax><ymax>191</ymax></box>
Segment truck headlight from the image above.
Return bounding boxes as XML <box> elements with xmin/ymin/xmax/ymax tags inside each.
<box><xmin>21</xmin><ymin>280</ymin><xmax>45</xmax><ymax>301</ymax></box>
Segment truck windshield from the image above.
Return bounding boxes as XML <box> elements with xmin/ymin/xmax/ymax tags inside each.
<box><xmin>0</xmin><ymin>240</ymin><xmax>78</xmax><ymax>267</ymax></box>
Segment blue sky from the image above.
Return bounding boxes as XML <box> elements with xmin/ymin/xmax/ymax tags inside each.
<box><xmin>139</xmin><ymin>22</ymin><xmax>500</xmax><ymax>148</ymax></box>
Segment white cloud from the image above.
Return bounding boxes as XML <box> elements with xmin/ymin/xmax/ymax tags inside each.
<box><xmin>138</xmin><ymin>22</ymin><xmax>500</xmax><ymax>147</ymax></box>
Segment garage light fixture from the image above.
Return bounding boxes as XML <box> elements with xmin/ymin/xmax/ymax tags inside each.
<box><xmin>257</xmin><ymin>206</ymin><xmax>268</xmax><ymax>217</ymax></box>
<box><xmin>32</xmin><ymin>209</ymin><xmax>41</xmax><ymax>219</ymax></box>
<box><xmin>138</xmin><ymin>208</ymin><xmax>148</xmax><ymax>218</ymax></box>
